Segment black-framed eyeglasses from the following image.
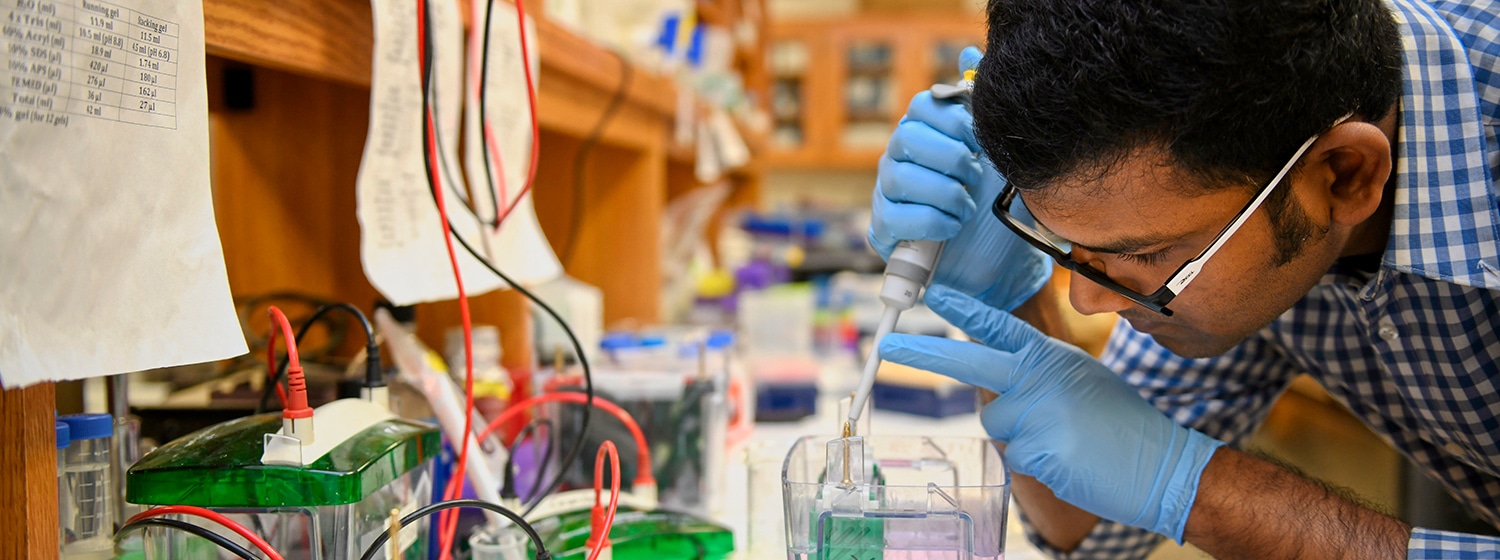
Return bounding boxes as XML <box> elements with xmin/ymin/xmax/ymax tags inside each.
<box><xmin>991</xmin><ymin>115</ymin><xmax>1351</xmax><ymax>317</ymax></box>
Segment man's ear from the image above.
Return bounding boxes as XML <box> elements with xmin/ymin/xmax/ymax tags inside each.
<box><xmin>1302</xmin><ymin>121</ymin><xmax>1392</xmax><ymax>227</ymax></box>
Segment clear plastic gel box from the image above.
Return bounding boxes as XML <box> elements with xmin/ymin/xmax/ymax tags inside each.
<box><xmin>781</xmin><ymin>435</ymin><xmax>1009</xmax><ymax>560</ymax></box>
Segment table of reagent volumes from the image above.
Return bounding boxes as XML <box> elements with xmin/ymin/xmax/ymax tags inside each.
<box><xmin>2</xmin><ymin>0</ymin><xmax>180</xmax><ymax>129</ymax></box>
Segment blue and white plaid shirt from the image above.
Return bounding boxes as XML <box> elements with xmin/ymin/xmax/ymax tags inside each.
<box><xmin>1020</xmin><ymin>0</ymin><xmax>1500</xmax><ymax>558</ymax></box>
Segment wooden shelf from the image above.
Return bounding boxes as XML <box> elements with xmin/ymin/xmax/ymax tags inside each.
<box><xmin>203</xmin><ymin>0</ymin><xmax>677</xmax><ymax>143</ymax></box>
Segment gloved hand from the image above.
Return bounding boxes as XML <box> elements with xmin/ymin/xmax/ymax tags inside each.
<box><xmin>879</xmin><ymin>285</ymin><xmax>1226</xmax><ymax>542</ymax></box>
<box><xmin>869</xmin><ymin>46</ymin><xmax>1051</xmax><ymax>312</ymax></box>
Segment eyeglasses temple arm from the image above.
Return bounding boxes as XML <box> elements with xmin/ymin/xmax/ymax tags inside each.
<box><xmin>1164</xmin><ymin>132</ymin><xmax>1324</xmax><ymax>294</ymax></box>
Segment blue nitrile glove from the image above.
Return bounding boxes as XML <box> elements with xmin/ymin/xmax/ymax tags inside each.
<box><xmin>879</xmin><ymin>285</ymin><xmax>1226</xmax><ymax>543</ymax></box>
<box><xmin>868</xmin><ymin>46</ymin><xmax>1051</xmax><ymax>312</ymax></box>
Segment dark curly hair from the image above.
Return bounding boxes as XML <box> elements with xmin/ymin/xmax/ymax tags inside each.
<box><xmin>972</xmin><ymin>0</ymin><xmax>1402</xmax><ymax>261</ymax></box>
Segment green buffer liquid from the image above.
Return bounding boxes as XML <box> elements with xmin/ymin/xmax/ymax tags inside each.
<box><xmin>818</xmin><ymin>515</ymin><xmax>884</xmax><ymax>560</ymax></box>
<box><xmin>810</xmin><ymin>465</ymin><xmax>886</xmax><ymax>560</ymax></box>
<box><xmin>522</xmin><ymin>507</ymin><xmax>735</xmax><ymax>560</ymax></box>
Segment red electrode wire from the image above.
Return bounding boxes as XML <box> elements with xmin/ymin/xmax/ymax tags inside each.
<box><xmin>435</xmin><ymin>387</ymin><xmax>657</xmax><ymax>540</ymax></box>
<box><xmin>587</xmin><ymin>441</ymin><xmax>621</xmax><ymax>560</ymax></box>
<box><xmin>128</xmin><ymin>506</ymin><xmax>286</xmax><ymax>560</ymax></box>
<box><xmin>493</xmin><ymin>0</ymin><xmax>540</xmax><ymax>227</ymax></box>
<box><xmin>434</xmin><ymin>0</ymin><xmax>541</xmax><ymax>552</ymax></box>
<box><xmin>434</xmin><ymin>390</ymin><xmax>657</xmax><ymax>540</ymax></box>
<box><xmin>425</xmin><ymin>0</ymin><xmax>544</xmax><ymax>553</ymax></box>
<box><xmin>264</xmin><ymin>307</ymin><xmax>298</xmax><ymax>407</ymax></box>
<box><xmin>474</xmin><ymin>391</ymin><xmax>655</xmax><ymax>486</ymax></box>
<box><xmin>413</xmin><ymin>1</ymin><xmax>478</xmax><ymax>557</ymax></box>
<box><xmin>266</xmin><ymin>306</ymin><xmax>311</xmax><ymax>418</ymax></box>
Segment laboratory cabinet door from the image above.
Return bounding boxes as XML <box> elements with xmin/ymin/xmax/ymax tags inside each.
<box><xmin>765</xmin><ymin>16</ymin><xmax>985</xmax><ymax>171</ymax></box>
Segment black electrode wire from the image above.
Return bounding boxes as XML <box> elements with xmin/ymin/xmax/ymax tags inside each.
<box><xmin>418</xmin><ymin>6</ymin><xmax>595</xmax><ymax>518</ymax></box>
<box><xmin>422</xmin><ymin>7</ymin><xmax>508</xmax><ymax>258</ymax></box>
<box><xmin>256</xmin><ymin>303</ymin><xmax>381</xmax><ymax>415</ymax></box>
<box><xmin>429</xmin><ymin>93</ymin><xmax>501</xmax><ymax>261</ymax></box>
<box><xmin>237</xmin><ymin>293</ymin><xmax>343</xmax><ymax>359</ymax></box>
<box><xmin>526</xmin><ymin>417</ymin><xmax>560</xmax><ymax>507</ymax></box>
<box><xmin>475</xmin><ymin>0</ymin><xmax>502</xmax><ymax>229</ymax></box>
<box><xmin>501</xmin><ymin>417</ymin><xmax>556</xmax><ymax>501</ymax></box>
<box><xmin>445</xmin><ymin>181</ymin><xmax>596</xmax><ymax>519</ymax></box>
<box><xmin>416</xmin><ymin>6</ymin><xmax>495</xmax><ymax>227</ymax></box>
<box><xmin>562</xmin><ymin>49</ymin><xmax>633</xmax><ymax>265</ymax></box>
<box><xmin>429</xmin><ymin>80</ymin><xmax>489</xmax><ymax>225</ymax></box>
<box><xmin>358</xmin><ymin>499</ymin><xmax>551</xmax><ymax>560</ymax></box>
<box><xmin>422</xmin><ymin>8</ymin><xmax>485</xmax><ymax>224</ymax></box>
<box><xmin>115</xmin><ymin>518</ymin><xmax>260</xmax><ymax>560</ymax></box>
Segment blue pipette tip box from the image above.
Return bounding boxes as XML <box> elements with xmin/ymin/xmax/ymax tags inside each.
<box><xmin>871</xmin><ymin>380</ymin><xmax>977</xmax><ymax>418</ymax></box>
<box><xmin>755</xmin><ymin>382</ymin><xmax>818</xmax><ymax>422</ymax></box>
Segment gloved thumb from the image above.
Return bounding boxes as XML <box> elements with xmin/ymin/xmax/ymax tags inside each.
<box><xmin>924</xmin><ymin>284</ymin><xmax>1045</xmax><ymax>351</ymax></box>
<box><xmin>959</xmin><ymin>46</ymin><xmax>983</xmax><ymax>73</ymax></box>
<box><xmin>878</xmin><ymin>333</ymin><xmax>1023</xmax><ymax>394</ymax></box>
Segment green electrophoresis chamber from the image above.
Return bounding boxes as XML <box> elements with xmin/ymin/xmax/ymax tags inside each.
<box><xmin>127</xmin><ymin>411</ymin><xmax>441</xmax><ymax>560</ymax></box>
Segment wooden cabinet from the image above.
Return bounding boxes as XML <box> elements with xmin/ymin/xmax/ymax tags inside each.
<box><xmin>766</xmin><ymin>16</ymin><xmax>984</xmax><ymax>170</ymax></box>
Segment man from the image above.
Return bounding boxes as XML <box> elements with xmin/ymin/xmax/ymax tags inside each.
<box><xmin>868</xmin><ymin>0</ymin><xmax>1500</xmax><ymax>558</ymax></box>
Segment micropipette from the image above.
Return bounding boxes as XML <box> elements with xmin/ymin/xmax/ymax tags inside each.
<box><xmin>846</xmin><ymin>71</ymin><xmax>976</xmax><ymax>435</ymax></box>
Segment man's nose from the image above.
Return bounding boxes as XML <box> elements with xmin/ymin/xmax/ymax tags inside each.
<box><xmin>1067</xmin><ymin>268</ymin><xmax>1137</xmax><ymax>316</ymax></box>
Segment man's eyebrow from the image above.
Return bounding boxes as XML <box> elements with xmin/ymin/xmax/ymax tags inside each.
<box><xmin>1033</xmin><ymin>217</ymin><xmax>1173</xmax><ymax>255</ymax></box>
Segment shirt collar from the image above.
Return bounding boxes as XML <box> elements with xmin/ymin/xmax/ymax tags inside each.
<box><xmin>1383</xmin><ymin>0</ymin><xmax>1500</xmax><ymax>290</ymax></box>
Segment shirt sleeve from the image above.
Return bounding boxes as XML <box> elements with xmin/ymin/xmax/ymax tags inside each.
<box><xmin>1409</xmin><ymin>528</ymin><xmax>1500</xmax><ymax>558</ymax></box>
<box><xmin>1018</xmin><ymin>318</ymin><xmax>1301</xmax><ymax>560</ymax></box>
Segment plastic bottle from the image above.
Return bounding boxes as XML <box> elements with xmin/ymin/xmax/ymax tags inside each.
<box><xmin>59</xmin><ymin>413</ymin><xmax>114</xmax><ymax>559</ymax></box>
<box><xmin>446</xmin><ymin>325</ymin><xmax>513</xmax><ymax>421</ymax></box>
<box><xmin>56</xmin><ymin>420</ymin><xmax>70</xmax><ymax>550</ymax></box>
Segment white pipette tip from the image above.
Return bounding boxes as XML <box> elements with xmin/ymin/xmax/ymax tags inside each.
<box><xmin>848</xmin><ymin>305</ymin><xmax>902</xmax><ymax>425</ymax></box>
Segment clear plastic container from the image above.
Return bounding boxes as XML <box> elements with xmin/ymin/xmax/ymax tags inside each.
<box><xmin>781</xmin><ymin>435</ymin><xmax>1009</xmax><ymax>560</ymax></box>
<box><xmin>446</xmin><ymin>325</ymin><xmax>513</xmax><ymax>394</ymax></box>
<box><xmin>59</xmin><ymin>413</ymin><xmax>114</xmax><ymax>559</ymax></box>
<box><xmin>56</xmin><ymin>420</ymin><xmax>70</xmax><ymax>551</ymax></box>
<box><xmin>138</xmin><ymin>465</ymin><xmax>433</xmax><ymax>560</ymax></box>
<box><xmin>126</xmin><ymin>410</ymin><xmax>441</xmax><ymax>559</ymax></box>
<box><xmin>538</xmin><ymin>365</ymin><xmax>726</xmax><ymax>515</ymax></box>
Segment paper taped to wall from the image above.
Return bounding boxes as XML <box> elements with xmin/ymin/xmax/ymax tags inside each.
<box><xmin>0</xmin><ymin>0</ymin><xmax>246</xmax><ymax>387</ymax></box>
<box><xmin>357</xmin><ymin>0</ymin><xmax>560</xmax><ymax>307</ymax></box>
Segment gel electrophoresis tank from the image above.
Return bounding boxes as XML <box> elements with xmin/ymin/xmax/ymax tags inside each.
<box><xmin>782</xmin><ymin>435</ymin><xmax>1008</xmax><ymax>560</ymax></box>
